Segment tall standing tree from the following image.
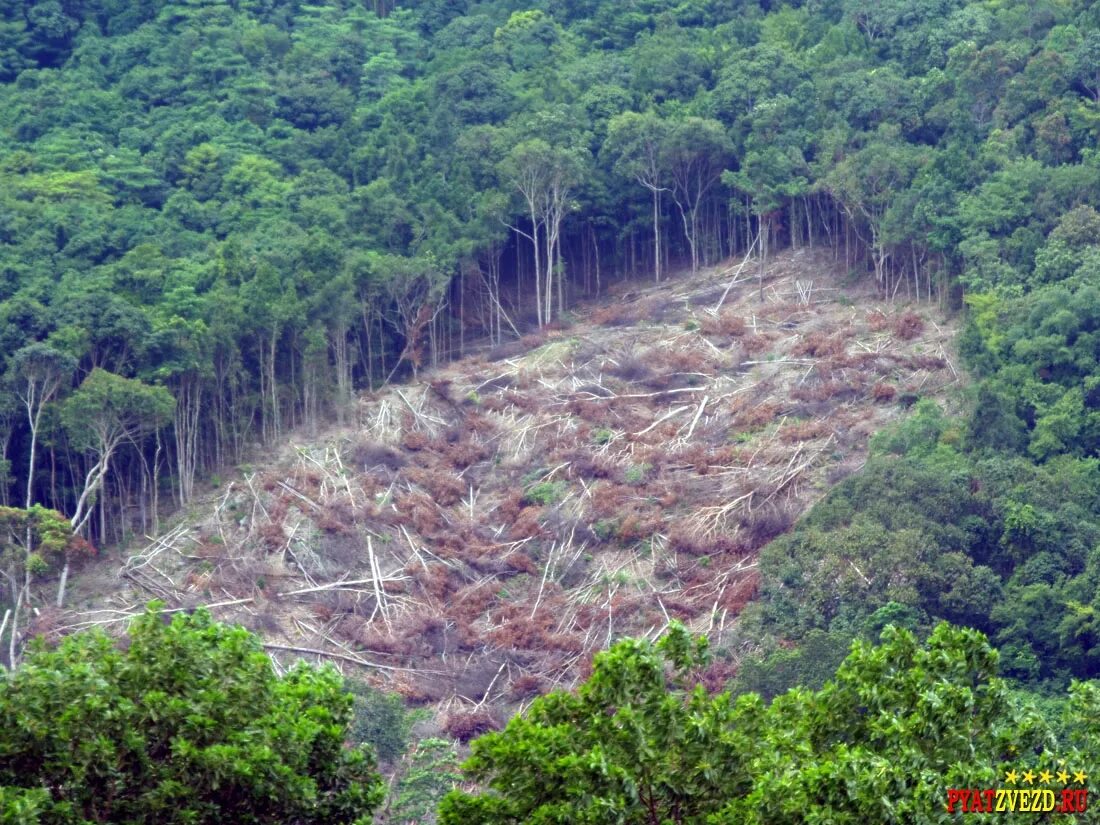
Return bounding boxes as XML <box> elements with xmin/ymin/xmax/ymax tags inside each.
<box><xmin>500</xmin><ymin>139</ymin><xmax>585</xmax><ymax>326</ymax></box>
<box><xmin>663</xmin><ymin>118</ymin><xmax>732</xmax><ymax>273</ymax></box>
<box><xmin>59</xmin><ymin>369</ymin><xmax>174</xmax><ymax>595</ymax></box>
<box><xmin>10</xmin><ymin>344</ymin><xmax>76</xmax><ymax>515</ymax></box>
<box><xmin>604</xmin><ymin>111</ymin><xmax>671</xmax><ymax>282</ymax></box>
<box><xmin>8</xmin><ymin>345</ymin><xmax>76</xmax><ymax>625</ymax></box>
<box><xmin>820</xmin><ymin>126</ymin><xmax>926</xmax><ymax>291</ymax></box>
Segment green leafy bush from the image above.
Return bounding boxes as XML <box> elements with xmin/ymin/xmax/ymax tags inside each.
<box><xmin>0</xmin><ymin>605</ymin><xmax>383</xmax><ymax>824</ymax></box>
<box><xmin>440</xmin><ymin>623</ymin><xmax>1051</xmax><ymax>825</ymax></box>
<box><xmin>522</xmin><ymin>480</ymin><xmax>566</xmax><ymax>506</ymax></box>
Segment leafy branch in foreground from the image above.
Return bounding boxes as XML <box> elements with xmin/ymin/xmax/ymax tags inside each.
<box><xmin>441</xmin><ymin>622</ymin><xmax>1060</xmax><ymax>825</ymax></box>
<box><xmin>0</xmin><ymin>604</ymin><xmax>383</xmax><ymax>825</ymax></box>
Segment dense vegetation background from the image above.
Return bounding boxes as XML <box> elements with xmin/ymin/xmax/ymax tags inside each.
<box><xmin>4</xmin><ymin>0</ymin><xmax>1099</xmax><ymax>548</ymax></box>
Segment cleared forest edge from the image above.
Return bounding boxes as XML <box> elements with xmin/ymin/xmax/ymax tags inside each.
<box><xmin>48</xmin><ymin>248</ymin><xmax>959</xmax><ymax>734</ymax></box>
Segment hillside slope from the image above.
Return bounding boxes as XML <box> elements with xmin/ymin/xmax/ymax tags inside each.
<box><xmin>53</xmin><ymin>249</ymin><xmax>958</xmax><ymax>728</ymax></box>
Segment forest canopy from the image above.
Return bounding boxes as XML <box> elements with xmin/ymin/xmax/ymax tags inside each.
<box><xmin>4</xmin><ymin>0</ymin><xmax>1100</xmax><ymax>555</ymax></box>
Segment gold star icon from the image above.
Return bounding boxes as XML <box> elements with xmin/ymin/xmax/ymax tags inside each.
<box><xmin>1023</xmin><ymin>770</ymin><xmax>1036</xmax><ymax>785</ymax></box>
<box><xmin>1005</xmin><ymin>769</ymin><xmax>1019</xmax><ymax>784</ymax></box>
<box><xmin>1074</xmin><ymin>770</ymin><xmax>1088</xmax><ymax>785</ymax></box>
<box><xmin>1040</xmin><ymin>770</ymin><xmax>1053</xmax><ymax>784</ymax></box>
<box><xmin>1058</xmin><ymin>770</ymin><xmax>1070</xmax><ymax>785</ymax></box>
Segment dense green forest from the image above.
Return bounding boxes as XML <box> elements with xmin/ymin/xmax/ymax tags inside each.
<box><xmin>5</xmin><ymin>0</ymin><xmax>1100</xmax><ymax>549</ymax></box>
<box><xmin>5</xmin><ymin>0</ymin><xmax>1100</xmax><ymax>817</ymax></box>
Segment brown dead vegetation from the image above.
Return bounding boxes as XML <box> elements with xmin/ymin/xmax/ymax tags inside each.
<box><xmin>78</xmin><ymin>248</ymin><xmax>958</xmax><ymax>731</ymax></box>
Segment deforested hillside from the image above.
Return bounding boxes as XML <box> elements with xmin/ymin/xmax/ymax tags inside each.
<box><xmin>53</xmin><ymin>247</ymin><xmax>958</xmax><ymax>729</ymax></box>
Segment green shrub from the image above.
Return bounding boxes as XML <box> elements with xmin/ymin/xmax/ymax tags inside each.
<box><xmin>0</xmin><ymin>604</ymin><xmax>383</xmax><ymax>824</ymax></box>
<box><xmin>523</xmin><ymin>480</ymin><xmax>566</xmax><ymax>506</ymax></box>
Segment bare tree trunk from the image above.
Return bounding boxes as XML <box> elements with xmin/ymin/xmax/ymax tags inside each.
<box><xmin>758</xmin><ymin>218</ymin><xmax>769</xmax><ymax>303</ymax></box>
<box><xmin>652</xmin><ymin>188</ymin><xmax>662</xmax><ymax>282</ymax></box>
<box><xmin>591</xmin><ymin>225</ymin><xmax>601</xmax><ymax>295</ymax></box>
<box><xmin>332</xmin><ymin>324</ymin><xmax>350</xmax><ymax>425</ymax></box>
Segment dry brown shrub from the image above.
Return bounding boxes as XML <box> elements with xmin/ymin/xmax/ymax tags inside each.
<box><xmin>721</xmin><ymin>570</ymin><xmax>760</xmax><ymax>614</ymax></box>
<box><xmin>616</xmin><ymin>507</ymin><xmax>661</xmax><ymax>542</ymax></box>
<box><xmin>793</xmin><ymin>332</ymin><xmax>847</xmax><ymax>358</ymax></box>
<box><xmin>404</xmin><ymin>466</ymin><xmax>466</xmax><ymax>506</ymax></box>
<box><xmin>444</xmin><ymin>710</ymin><xmax>499</xmax><ymax>743</ymax></box>
<box><xmin>350</xmin><ymin>621</ymin><xmax>414</xmax><ymax>656</ymax></box>
<box><xmin>399</xmin><ymin>491</ymin><xmax>445</xmax><ymax>535</ymax></box>
<box><xmin>504</xmin><ymin>551</ymin><xmax>540</xmax><ymax>576</ymax></box>
<box><xmin>412</xmin><ymin>563</ymin><xmax>456</xmax><ymax>601</ymax></box>
<box><xmin>778</xmin><ymin>420</ymin><xmax>831</xmax><ymax>443</ymax></box>
<box><xmin>588</xmin><ymin>483</ymin><xmax>633</xmax><ymax>520</ymax></box>
<box><xmin>732</xmin><ymin>401</ymin><xmax>780</xmax><ymax>428</ymax></box>
<box><xmin>911</xmin><ymin>354</ymin><xmax>947</xmax><ymax>370</ymax></box>
<box><xmin>893</xmin><ymin>311</ymin><xmax>924</xmax><ymax>340</ymax></box>
<box><xmin>492</xmin><ymin>489</ymin><xmax>525</xmax><ymax>524</ymax></box>
<box><xmin>741</xmin><ymin>502</ymin><xmax>797</xmax><ymax>549</ymax></box>
<box><xmin>453</xmin><ymin>582</ymin><xmax>498</xmax><ymax>621</ymax></box>
<box><xmin>509</xmin><ymin>505</ymin><xmax>546</xmax><ymax>540</ymax></box>
<box><xmin>487</xmin><ymin>617</ymin><xmax>550</xmax><ymax>651</ymax></box>
<box><xmin>871</xmin><ymin>382</ymin><xmax>897</xmax><ymax>402</ymax></box>
<box><xmin>607</xmin><ymin>352</ymin><xmax>653</xmax><ymax>381</ymax></box>
<box><xmin>867</xmin><ymin>310</ymin><xmax>890</xmax><ymax>331</ymax></box>
<box><xmin>566</xmin><ymin>398</ymin><xmax>617</xmax><ymax>428</ymax></box>
<box><xmin>591</xmin><ymin>299</ymin><xmax>651</xmax><ymax>327</ymax></box>
<box><xmin>268</xmin><ymin>497</ymin><xmax>289</xmax><ymax>523</ymax></box>
<box><xmin>741</xmin><ymin>333</ymin><xmax>770</xmax><ymax>354</ymax></box>
<box><xmin>661</xmin><ymin>346</ymin><xmax>717</xmax><ymax>374</ymax></box>
<box><xmin>393</xmin><ymin>673</ymin><xmax>446</xmax><ymax>705</ymax></box>
<box><xmin>258</xmin><ymin>523</ymin><xmax>286</xmax><ymax>552</ymax></box>
<box><xmin>790</xmin><ymin>380</ymin><xmax>860</xmax><ymax>403</ymax></box>
<box><xmin>316</xmin><ymin>506</ymin><xmax>356</xmax><ymax>536</ymax></box>
<box><xmin>662</xmin><ymin>596</ymin><xmax>703</xmax><ymax>621</ymax></box>
<box><xmin>464</xmin><ymin>411</ymin><xmax>498</xmax><ymax>434</ymax></box>
<box><xmin>520</xmin><ymin>331</ymin><xmax>548</xmax><ymax>349</ymax></box>
<box><xmin>480</xmin><ymin>394</ymin><xmax>511</xmax><ymax>412</ymax></box>
<box><xmin>566</xmin><ymin>450</ymin><xmax>618</xmax><ymax>480</ymax></box>
<box><xmin>441</xmin><ymin>439</ymin><xmax>487</xmax><ymax>469</ymax></box>
<box><xmin>700</xmin><ymin>311</ymin><xmax>747</xmax><ymax>337</ymax></box>
<box><xmin>402</xmin><ymin>430</ymin><xmax>430</xmax><ymax>451</ymax></box>
<box><xmin>510</xmin><ymin>673</ymin><xmax>544</xmax><ymax>699</ymax></box>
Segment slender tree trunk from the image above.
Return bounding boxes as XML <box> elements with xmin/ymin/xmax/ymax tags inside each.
<box><xmin>591</xmin><ymin>225</ymin><xmax>601</xmax><ymax>295</ymax></box>
<box><xmin>758</xmin><ymin>218</ymin><xmax>769</xmax><ymax>303</ymax></box>
<box><xmin>652</xmin><ymin>188</ymin><xmax>661</xmax><ymax>282</ymax></box>
<box><xmin>555</xmin><ymin>231</ymin><xmax>564</xmax><ymax>316</ymax></box>
<box><xmin>332</xmin><ymin>324</ymin><xmax>350</xmax><ymax>425</ymax></box>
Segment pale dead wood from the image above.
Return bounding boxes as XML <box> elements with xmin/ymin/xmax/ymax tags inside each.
<box><xmin>263</xmin><ymin>643</ymin><xmax>443</xmax><ymax>674</ymax></box>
